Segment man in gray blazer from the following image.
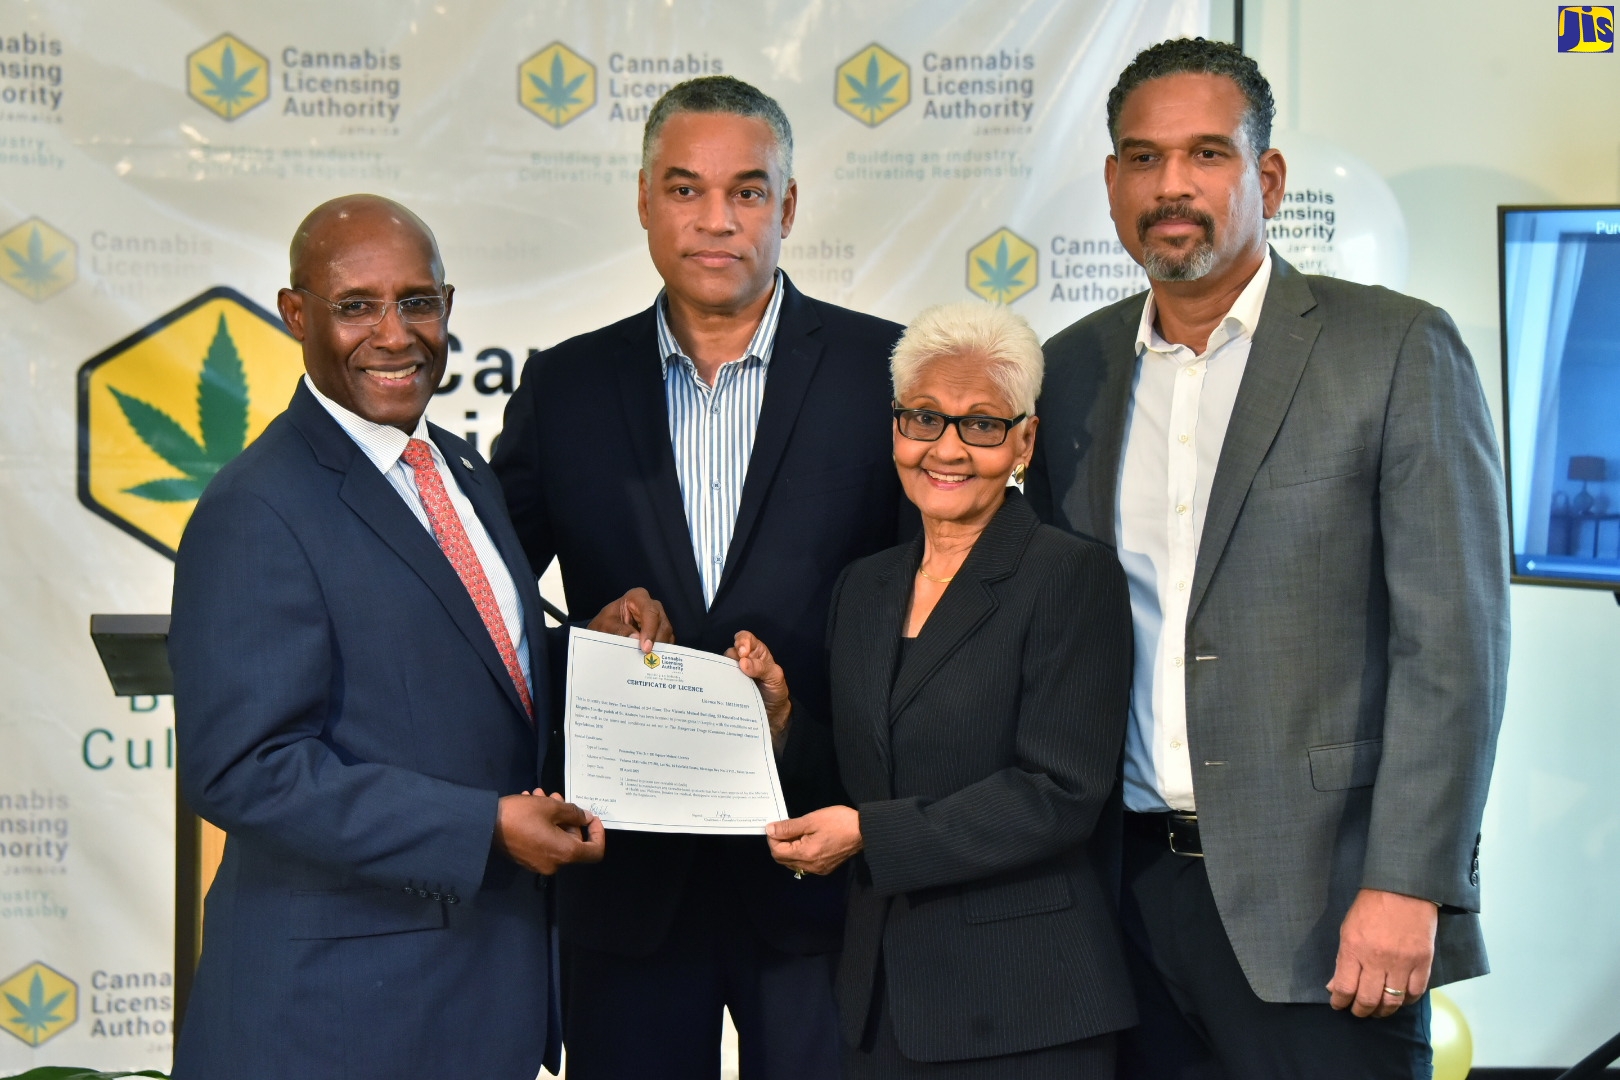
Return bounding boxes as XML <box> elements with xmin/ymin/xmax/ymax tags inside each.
<box><xmin>1026</xmin><ymin>38</ymin><xmax>1509</xmax><ymax>1078</ymax></box>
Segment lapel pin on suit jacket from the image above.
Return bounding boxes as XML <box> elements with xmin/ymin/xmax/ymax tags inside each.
<box><xmin>460</xmin><ymin>456</ymin><xmax>475</xmax><ymax>470</ymax></box>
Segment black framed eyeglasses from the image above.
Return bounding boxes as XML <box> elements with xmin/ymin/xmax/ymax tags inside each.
<box><xmin>295</xmin><ymin>287</ymin><xmax>449</xmax><ymax>326</ymax></box>
<box><xmin>893</xmin><ymin>406</ymin><xmax>1027</xmax><ymax>448</ymax></box>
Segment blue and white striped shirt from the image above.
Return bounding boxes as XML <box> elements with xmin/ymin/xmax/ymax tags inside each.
<box><xmin>655</xmin><ymin>270</ymin><xmax>785</xmax><ymax>608</ymax></box>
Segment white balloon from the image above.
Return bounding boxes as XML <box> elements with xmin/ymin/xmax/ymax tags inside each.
<box><xmin>1267</xmin><ymin>130</ymin><xmax>1410</xmax><ymax>290</ymax></box>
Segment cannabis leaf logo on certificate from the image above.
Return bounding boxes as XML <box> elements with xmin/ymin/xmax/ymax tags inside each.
<box><xmin>529</xmin><ymin>51</ymin><xmax>588</xmax><ymax>124</ymax></box>
<box><xmin>197</xmin><ymin>42</ymin><xmax>260</xmax><ymax>118</ymax></box>
<box><xmin>845</xmin><ymin>53</ymin><xmax>902</xmax><ymax>124</ymax></box>
<box><xmin>3</xmin><ymin>225</ymin><xmax>69</xmax><ymax>297</ymax></box>
<box><xmin>4</xmin><ymin>971</ymin><xmax>68</xmax><ymax>1046</ymax></box>
<box><xmin>109</xmin><ymin>313</ymin><xmax>249</xmax><ymax>501</ymax></box>
<box><xmin>976</xmin><ymin>236</ymin><xmax>1030</xmax><ymax>303</ymax></box>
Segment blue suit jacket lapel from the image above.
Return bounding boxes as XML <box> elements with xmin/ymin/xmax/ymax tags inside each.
<box><xmin>286</xmin><ymin>384</ymin><xmax>535</xmax><ymax>728</ymax></box>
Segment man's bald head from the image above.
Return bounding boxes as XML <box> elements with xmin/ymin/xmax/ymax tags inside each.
<box><xmin>289</xmin><ymin>194</ymin><xmax>443</xmax><ymax>291</ymax></box>
<box><xmin>277</xmin><ymin>194</ymin><xmax>453</xmax><ymax>432</ymax></box>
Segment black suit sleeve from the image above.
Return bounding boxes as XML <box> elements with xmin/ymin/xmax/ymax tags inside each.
<box><xmin>858</xmin><ymin>543</ymin><xmax>1132</xmax><ymax>896</ymax></box>
<box><xmin>490</xmin><ymin>355</ymin><xmax>558</xmax><ymax>580</ymax></box>
<box><xmin>1025</xmin><ymin>413</ymin><xmax>1054</xmax><ymax>523</ymax></box>
<box><xmin>774</xmin><ymin>563</ymin><xmax>855</xmax><ymax>816</ymax></box>
<box><xmin>493</xmin><ymin>358</ymin><xmax>574</xmax><ymax>720</ymax></box>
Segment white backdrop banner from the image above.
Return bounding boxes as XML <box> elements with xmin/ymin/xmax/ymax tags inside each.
<box><xmin>0</xmin><ymin>0</ymin><xmax>1223</xmax><ymax>1070</ymax></box>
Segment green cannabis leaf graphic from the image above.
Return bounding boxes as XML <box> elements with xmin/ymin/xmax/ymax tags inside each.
<box><xmin>528</xmin><ymin>52</ymin><xmax>587</xmax><ymax>123</ymax></box>
<box><xmin>976</xmin><ymin>236</ymin><xmax>1029</xmax><ymax>303</ymax></box>
<box><xmin>845</xmin><ymin>52</ymin><xmax>901</xmax><ymax>124</ymax></box>
<box><xmin>4</xmin><ymin>971</ymin><xmax>68</xmax><ymax>1045</ymax></box>
<box><xmin>110</xmin><ymin>313</ymin><xmax>249</xmax><ymax>502</ymax></box>
<box><xmin>3</xmin><ymin>226</ymin><xmax>68</xmax><ymax>297</ymax></box>
<box><xmin>198</xmin><ymin>43</ymin><xmax>259</xmax><ymax>118</ymax></box>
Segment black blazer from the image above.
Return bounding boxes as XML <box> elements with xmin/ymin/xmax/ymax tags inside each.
<box><xmin>825</xmin><ymin>491</ymin><xmax>1137</xmax><ymax>1062</ymax></box>
<box><xmin>491</xmin><ymin>274</ymin><xmax>908</xmax><ymax>956</ymax></box>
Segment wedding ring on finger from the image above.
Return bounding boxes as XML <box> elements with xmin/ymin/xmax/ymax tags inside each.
<box><xmin>1383</xmin><ymin>986</ymin><xmax>1406</xmax><ymax>998</ymax></box>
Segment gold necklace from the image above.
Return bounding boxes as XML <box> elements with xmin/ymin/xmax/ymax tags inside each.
<box><xmin>916</xmin><ymin>565</ymin><xmax>954</xmax><ymax>585</ymax></box>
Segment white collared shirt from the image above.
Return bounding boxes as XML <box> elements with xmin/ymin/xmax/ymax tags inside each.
<box><xmin>304</xmin><ymin>375</ymin><xmax>530</xmax><ymax>692</ymax></box>
<box><xmin>655</xmin><ymin>269</ymin><xmax>784</xmax><ymax>608</ymax></box>
<box><xmin>1116</xmin><ymin>253</ymin><xmax>1272</xmax><ymax>813</ymax></box>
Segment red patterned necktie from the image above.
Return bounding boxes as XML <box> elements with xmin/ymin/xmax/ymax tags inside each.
<box><xmin>401</xmin><ymin>439</ymin><xmax>534</xmax><ymax>721</ymax></box>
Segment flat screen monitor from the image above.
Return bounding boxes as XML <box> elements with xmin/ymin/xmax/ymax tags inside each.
<box><xmin>1498</xmin><ymin>205</ymin><xmax>1620</xmax><ymax>591</ymax></box>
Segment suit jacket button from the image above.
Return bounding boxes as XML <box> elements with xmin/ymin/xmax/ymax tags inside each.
<box><xmin>418</xmin><ymin>888</ymin><xmax>429</xmax><ymax>899</ymax></box>
<box><xmin>402</xmin><ymin>885</ymin><xmax>414</xmax><ymax>895</ymax></box>
<box><xmin>446</xmin><ymin>894</ymin><xmax>459</xmax><ymax>905</ymax></box>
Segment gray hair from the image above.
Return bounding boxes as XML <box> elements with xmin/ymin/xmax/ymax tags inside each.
<box><xmin>891</xmin><ymin>303</ymin><xmax>1044</xmax><ymax>417</ymax></box>
<box><xmin>642</xmin><ymin>76</ymin><xmax>793</xmax><ymax>179</ymax></box>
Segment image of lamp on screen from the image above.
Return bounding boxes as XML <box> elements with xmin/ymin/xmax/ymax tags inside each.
<box><xmin>1569</xmin><ymin>455</ymin><xmax>1606</xmax><ymax>515</ymax></box>
<box><xmin>1499</xmin><ymin>205</ymin><xmax>1620</xmax><ymax>587</ymax></box>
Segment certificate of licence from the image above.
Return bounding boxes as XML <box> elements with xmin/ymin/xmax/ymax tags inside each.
<box><xmin>563</xmin><ymin>628</ymin><xmax>789</xmax><ymax>834</ymax></box>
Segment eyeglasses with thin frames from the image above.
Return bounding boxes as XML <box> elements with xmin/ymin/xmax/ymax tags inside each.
<box><xmin>294</xmin><ymin>287</ymin><xmax>449</xmax><ymax>326</ymax></box>
<box><xmin>892</xmin><ymin>406</ymin><xmax>1028</xmax><ymax>448</ymax></box>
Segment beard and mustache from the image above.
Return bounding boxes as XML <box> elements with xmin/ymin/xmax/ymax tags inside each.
<box><xmin>1137</xmin><ymin>202</ymin><xmax>1218</xmax><ymax>282</ymax></box>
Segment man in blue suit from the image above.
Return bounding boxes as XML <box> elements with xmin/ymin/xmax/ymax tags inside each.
<box><xmin>170</xmin><ymin>195</ymin><xmax>606</xmax><ymax>1079</ymax></box>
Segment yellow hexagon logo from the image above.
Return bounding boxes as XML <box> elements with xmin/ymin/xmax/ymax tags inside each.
<box><xmin>967</xmin><ymin>227</ymin><xmax>1039</xmax><ymax>305</ymax></box>
<box><xmin>0</xmin><ymin>216</ymin><xmax>76</xmax><ymax>301</ymax></box>
<box><xmin>0</xmin><ymin>961</ymin><xmax>77</xmax><ymax>1047</ymax></box>
<box><xmin>520</xmin><ymin>42</ymin><xmax>597</xmax><ymax>127</ymax></box>
<box><xmin>836</xmin><ymin>44</ymin><xmax>910</xmax><ymax>127</ymax></box>
<box><xmin>78</xmin><ymin>287</ymin><xmax>304</xmax><ymax>559</ymax></box>
<box><xmin>187</xmin><ymin>33</ymin><xmax>270</xmax><ymax>120</ymax></box>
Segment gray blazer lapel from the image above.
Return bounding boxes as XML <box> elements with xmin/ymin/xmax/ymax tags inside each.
<box><xmin>1188</xmin><ymin>257</ymin><xmax>1321</xmax><ymax>622</ymax></box>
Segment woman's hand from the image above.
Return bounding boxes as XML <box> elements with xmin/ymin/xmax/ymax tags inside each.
<box><xmin>766</xmin><ymin>806</ymin><xmax>863</xmax><ymax>876</ymax></box>
<box><xmin>728</xmin><ymin>631</ymin><xmax>791</xmax><ymax>750</ymax></box>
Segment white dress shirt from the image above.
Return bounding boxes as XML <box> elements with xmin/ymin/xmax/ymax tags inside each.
<box><xmin>656</xmin><ymin>270</ymin><xmax>784</xmax><ymax>608</ymax></box>
<box><xmin>1116</xmin><ymin>254</ymin><xmax>1272</xmax><ymax>813</ymax></box>
<box><xmin>304</xmin><ymin>375</ymin><xmax>530</xmax><ymax>693</ymax></box>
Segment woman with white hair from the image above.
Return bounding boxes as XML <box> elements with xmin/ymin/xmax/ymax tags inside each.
<box><xmin>729</xmin><ymin>302</ymin><xmax>1137</xmax><ymax>1077</ymax></box>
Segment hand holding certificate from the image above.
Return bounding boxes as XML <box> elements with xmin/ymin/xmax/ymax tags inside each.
<box><xmin>564</xmin><ymin>628</ymin><xmax>789</xmax><ymax>835</ymax></box>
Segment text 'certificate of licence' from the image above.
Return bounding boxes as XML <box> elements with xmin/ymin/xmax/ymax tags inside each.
<box><xmin>564</xmin><ymin>628</ymin><xmax>789</xmax><ymax>835</ymax></box>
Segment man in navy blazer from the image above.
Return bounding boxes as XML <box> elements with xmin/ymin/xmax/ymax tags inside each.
<box><xmin>492</xmin><ymin>78</ymin><xmax>907</xmax><ymax>1079</ymax></box>
<box><xmin>170</xmin><ymin>195</ymin><xmax>606</xmax><ymax>1079</ymax></box>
